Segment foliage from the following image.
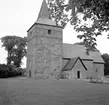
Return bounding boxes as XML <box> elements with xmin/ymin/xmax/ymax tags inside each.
<box><xmin>20</xmin><ymin>68</ymin><xmax>27</xmax><ymax>76</ymax></box>
<box><xmin>1</xmin><ymin>35</ymin><xmax>27</xmax><ymax>67</ymax></box>
<box><xmin>89</xmin><ymin>76</ymin><xmax>109</xmax><ymax>84</ymax></box>
<box><xmin>48</xmin><ymin>0</ymin><xmax>109</xmax><ymax>48</ymax></box>
<box><xmin>74</xmin><ymin>41</ymin><xmax>99</xmax><ymax>52</ymax></box>
<box><xmin>0</xmin><ymin>64</ymin><xmax>22</xmax><ymax>78</ymax></box>
<box><xmin>101</xmin><ymin>53</ymin><xmax>109</xmax><ymax>75</ymax></box>
<box><xmin>60</xmin><ymin>72</ymin><xmax>66</xmax><ymax>79</ymax></box>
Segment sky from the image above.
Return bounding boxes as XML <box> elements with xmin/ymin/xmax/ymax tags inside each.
<box><xmin>0</xmin><ymin>0</ymin><xmax>109</xmax><ymax>67</ymax></box>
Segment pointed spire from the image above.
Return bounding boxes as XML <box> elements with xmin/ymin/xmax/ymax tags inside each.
<box><xmin>38</xmin><ymin>0</ymin><xmax>50</xmax><ymax>19</ymax></box>
<box><xmin>36</xmin><ymin>0</ymin><xmax>57</xmax><ymax>26</ymax></box>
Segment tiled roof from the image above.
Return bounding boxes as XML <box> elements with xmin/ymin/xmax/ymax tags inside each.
<box><xmin>63</xmin><ymin>57</ymin><xmax>78</xmax><ymax>71</ymax></box>
<box><xmin>36</xmin><ymin>0</ymin><xmax>56</xmax><ymax>26</ymax></box>
<box><xmin>37</xmin><ymin>0</ymin><xmax>49</xmax><ymax>19</ymax></box>
<box><xmin>36</xmin><ymin>18</ymin><xmax>56</xmax><ymax>26</ymax></box>
<box><xmin>89</xmin><ymin>51</ymin><xmax>104</xmax><ymax>63</ymax></box>
<box><xmin>63</xmin><ymin>43</ymin><xmax>104</xmax><ymax>63</ymax></box>
<box><xmin>62</xmin><ymin>57</ymin><xmax>87</xmax><ymax>71</ymax></box>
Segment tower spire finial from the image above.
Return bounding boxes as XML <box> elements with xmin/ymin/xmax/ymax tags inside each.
<box><xmin>36</xmin><ymin>0</ymin><xmax>57</xmax><ymax>26</ymax></box>
<box><xmin>38</xmin><ymin>0</ymin><xmax>50</xmax><ymax>19</ymax></box>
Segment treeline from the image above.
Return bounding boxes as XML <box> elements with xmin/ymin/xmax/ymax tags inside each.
<box><xmin>102</xmin><ymin>53</ymin><xmax>109</xmax><ymax>75</ymax></box>
<box><xmin>0</xmin><ymin>64</ymin><xmax>26</xmax><ymax>78</ymax></box>
<box><xmin>0</xmin><ymin>35</ymin><xmax>27</xmax><ymax>78</ymax></box>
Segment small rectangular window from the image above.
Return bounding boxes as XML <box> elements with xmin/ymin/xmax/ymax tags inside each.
<box><xmin>95</xmin><ymin>69</ymin><xmax>98</xmax><ymax>72</ymax></box>
<box><xmin>48</xmin><ymin>30</ymin><xmax>51</xmax><ymax>34</ymax></box>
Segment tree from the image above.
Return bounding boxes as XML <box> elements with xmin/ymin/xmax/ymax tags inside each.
<box><xmin>101</xmin><ymin>53</ymin><xmax>109</xmax><ymax>75</ymax></box>
<box><xmin>1</xmin><ymin>36</ymin><xmax>17</xmax><ymax>65</ymax></box>
<box><xmin>48</xmin><ymin>0</ymin><xmax>109</xmax><ymax>49</ymax></box>
<box><xmin>11</xmin><ymin>37</ymin><xmax>27</xmax><ymax>67</ymax></box>
<box><xmin>1</xmin><ymin>35</ymin><xmax>27</xmax><ymax>67</ymax></box>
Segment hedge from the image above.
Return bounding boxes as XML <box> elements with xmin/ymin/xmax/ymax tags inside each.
<box><xmin>0</xmin><ymin>64</ymin><xmax>22</xmax><ymax>78</ymax></box>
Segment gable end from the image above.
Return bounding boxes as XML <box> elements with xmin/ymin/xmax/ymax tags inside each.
<box><xmin>62</xmin><ymin>57</ymin><xmax>87</xmax><ymax>71</ymax></box>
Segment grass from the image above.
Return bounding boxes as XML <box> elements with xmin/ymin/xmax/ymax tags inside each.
<box><xmin>0</xmin><ymin>77</ymin><xmax>109</xmax><ymax>105</ymax></box>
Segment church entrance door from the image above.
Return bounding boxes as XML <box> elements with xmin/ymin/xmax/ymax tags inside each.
<box><xmin>77</xmin><ymin>71</ymin><xmax>80</xmax><ymax>78</ymax></box>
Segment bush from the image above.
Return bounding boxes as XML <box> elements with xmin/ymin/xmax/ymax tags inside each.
<box><xmin>0</xmin><ymin>64</ymin><xmax>22</xmax><ymax>78</ymax></box>
<box><xmin>89</xmin><ymin>76</ymin><xmax>109</xmax><ymax>84</ymax></box>
<box><xmin>105</xmin><ymin>75</ymin><xmax>109</xmax><ymax>78</ymax></box>
<box><xmin>21</xmin><ymin>68</ymin><xmax>26</xmax><ymax>76</ymax></box>
<box><xmin>60</xmin><ymin>72</ymin><xmax>67</xmax><ymax>79</ymax></box>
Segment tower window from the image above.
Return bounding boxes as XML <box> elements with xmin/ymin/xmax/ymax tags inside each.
<box><xmin>48</xmin><ymin>30</ymin><xmax>51</xmax><ymax>34</ymax></box>
<box><xmin>95</xmin><ymin>68</ymin><xmax>98</xmax><ymax>72</ymax></box>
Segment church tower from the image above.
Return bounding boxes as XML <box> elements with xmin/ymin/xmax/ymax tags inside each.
<box><xmin>27</xmin><ymin>0</ymin><xmax>63</xmax><ymax>78</ymax></box>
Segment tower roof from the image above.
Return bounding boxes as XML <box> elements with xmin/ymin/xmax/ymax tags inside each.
<box><xmin>38</xmin><ymin>0</ymin><xmax>49</xmax><ymax>19</ymax></box>
<box><xmin>36</xmin><ymin>0</ymin><xmax>56</xmax><ymax>26</ymax></box>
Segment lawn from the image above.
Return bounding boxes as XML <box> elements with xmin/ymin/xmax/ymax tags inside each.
<box><xmin>0</xmin><ymin>77</ymin><xmax>109</xmax><ymax>105</ymax></box>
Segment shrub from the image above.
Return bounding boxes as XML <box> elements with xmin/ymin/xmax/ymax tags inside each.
<box><xmin>105</xmin><ymin>75</ymin><xmax>109</xmax><ymax>78</ymax></box>
<box><xmin>60</xmin><ymin>72</ymin><xmax>67</xmax><ymax>79</ymax></box>
<box><xmin>0</xmin><ymin>64</ymin><xmax>22</xmax><ymax>78</ymax></box>
<box><xmin>0</xmin><ymin>64</ymin><xmax>10</xmax><ymax>78</ymax></box>
<box><xmin>89</xmin><ymin>76</ymin><xmax>109</xmax><ymax>84</ymax></box>
<box><xmin>21</xmin><ymin>68</ymin><xmax>26</xmax><ymax>76</ymax></box>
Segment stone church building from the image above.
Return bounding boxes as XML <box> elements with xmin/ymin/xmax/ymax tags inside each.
<box><xmin>27</xmin><ymin>0</ymin><xmax>104</xmax><ymax>79</ymax></box>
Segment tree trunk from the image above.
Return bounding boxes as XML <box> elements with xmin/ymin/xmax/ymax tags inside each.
<box><xmin>7</xmin><ymin>52</ymin><xmax>12</xmax><ymax>65</ymax></box>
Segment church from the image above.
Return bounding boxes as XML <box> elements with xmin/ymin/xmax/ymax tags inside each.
<box><xmin>26</xmin><ymin>0</ymin><xmax>104</xmax><ymax>79</ymax></box>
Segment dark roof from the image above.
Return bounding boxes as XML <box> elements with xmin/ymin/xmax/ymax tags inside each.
<box><xmin>62</xmin><ymin>57</ymin><xmax>87</xmax><ymax>71</ymax></box>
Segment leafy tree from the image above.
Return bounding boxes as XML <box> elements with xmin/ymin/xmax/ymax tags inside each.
<box><xmin>1</xmin><ymin>36</ymin><xmax>17</xmax><ymax>65</ymax></box>
<box><xmin>48</xmin><ymin>0</ymin><xmax>109</xmax><ymax>49</ymax></box>
<box><xmin>74</xmin><ymin>41</ymin><xmax>99</xmax><ymax>52</ymax></box>
<box><xmin>101</xmin><ymin>53</ymin><xmax>109</xmax><ymax>75</ymax></box>
<box><xmin>1</xmin><ymin>35</ymin><xmax>27</xmax><ymax>67</ymax></box>
<box><xmin>11</xmin><ymin>37</ymin><xmax>27</xmax><ymax>67</ymax></box>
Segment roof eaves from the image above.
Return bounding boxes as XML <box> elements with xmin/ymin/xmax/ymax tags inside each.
<box><xmin>81</xmin><ymin>58</ymin><xmax>93</xmax><ymax>61</ymax></box>
<box><xmin>27</xmin><ymin>23</ymin><xmax>36</xmax><ymax>32</ymax></box>
<box><xmin>93</xmin><ymin>62</ymin><xmax>105</xmax><ymax>64</ymax></box>
<box><xmin>35</xmin><ymin>22</ymin><xmax>63</xmax><ymax>28</ymax></box>
<box><xmin>63</xmin><ymin>58</ymin><xmax>71</xmax><ymax>60</ymax></box>
<box><xmin>27</xmin><ymin>22</ymin><xmax>63</xmax><ymax>32</ymax></box>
